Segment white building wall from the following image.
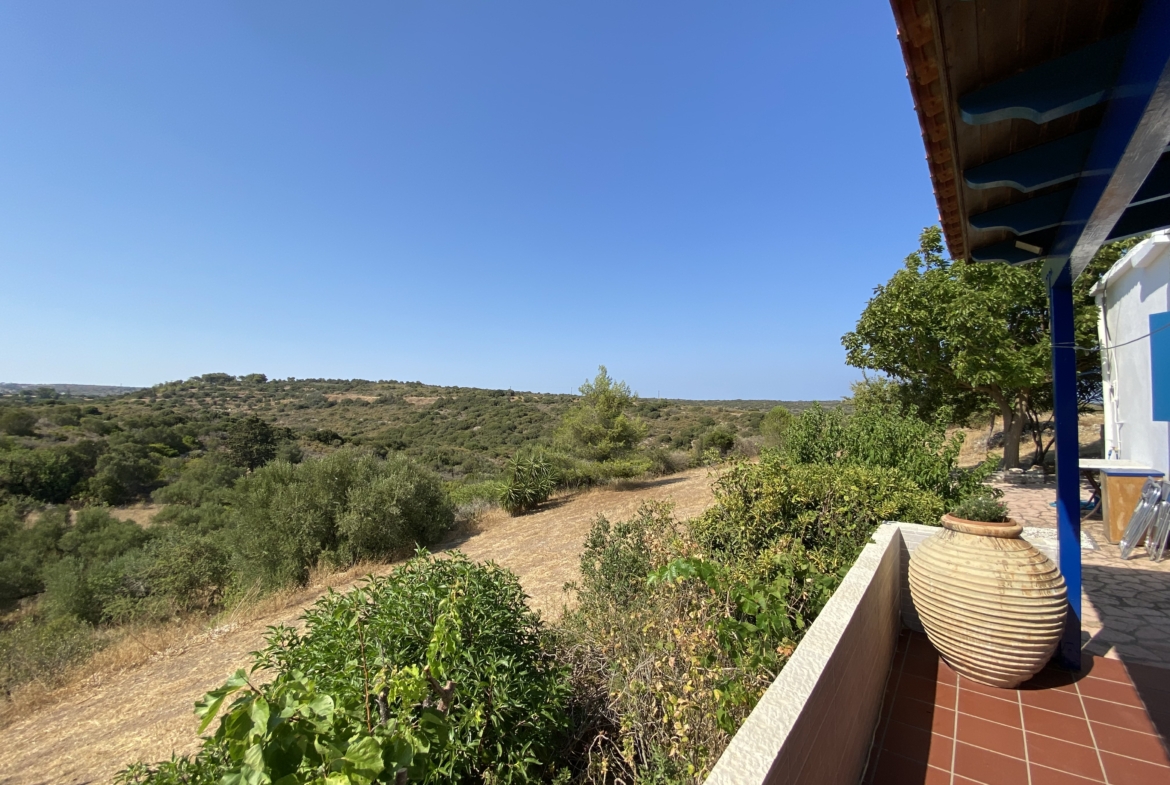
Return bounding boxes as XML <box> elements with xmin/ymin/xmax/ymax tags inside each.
<box><xmin>1094</xmin><ymin>233</ymin><xmax>1170</xmax><ymax>477</ymax></box>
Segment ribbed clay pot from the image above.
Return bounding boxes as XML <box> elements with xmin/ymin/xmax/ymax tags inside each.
<box><xmin>908</xmin><ymin>514</ymin><xmax>1067</xmax><ymax>688</ymax></box>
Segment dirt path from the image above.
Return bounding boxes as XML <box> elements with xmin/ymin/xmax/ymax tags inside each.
<box><xmin>0</xmin><ymin>469</ymin><xmax>715</xmax><ymax>785</ymax></box>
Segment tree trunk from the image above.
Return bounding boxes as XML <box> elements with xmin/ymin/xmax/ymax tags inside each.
<box><xmin>983</xmin><ymin>388</ymin><xmax>1025</xmax><ymax>469</ymax></box>
<box><xmin>1002</xmin><ymin>404</ymin><xmax>1026</xmax><ymax>469</ymax></box>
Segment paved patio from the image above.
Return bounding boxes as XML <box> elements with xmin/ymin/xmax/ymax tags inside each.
<box><xmin>993</xmin><ymin>480</ymin><xmax>1170</xmax><ymax>668</ymax></box>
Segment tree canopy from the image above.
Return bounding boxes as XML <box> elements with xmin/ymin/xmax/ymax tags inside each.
<box><xmin>841</xmin><ymin>227</ymin><xmax>1135</xmax><ymax>468</ymax></box>
<box><xmin>555</xmin><ymin>366</ymin><xmax>647</xmax><ymax>461</ymax></box>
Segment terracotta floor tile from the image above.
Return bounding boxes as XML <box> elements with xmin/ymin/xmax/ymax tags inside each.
<box><xmin>904</xmin><ymin>655</ymin><xmax>946</xmax><ymax>684</ymax></box>
<box><xmin>899</xmin><ymin>674</ymin><xmax>944</xmax><ymax>705</ymax></box>
<box><xmin>1090</xmin><ymin>721</ymin><xmax>1170</xmax><ymax>765</ymax></box>
<box><xmin>928</xmin><ymin>706</ymin><xmax>957</xmax><ymax>738</ymax></box>
<box><xmin>1028</xmin><ymin>763</ymin><xmax>1106</xmax><ymax>784</ymax></box>
<box><xmin>1020</xmin><ymin>684</ymin><xmax>1085</xmax><ymax>714</ymax></box>
<box><xmin>933</xmin><ymin>682</ymin><xmax>957</xmax><ymax>711</ymax></box>
<box><xmin>952</xmin><ymin>742</ymin><xmax>1028</xmax><ymax>785</ymax></box>
<box><xmin>1120</xmin><ymin>662</ymin><xmax>1170</xmax><ymax>691</ymax></box>
<box><xmin>958</xmin><ymin>690</ymin><xmax>1023</xmax><ymax>727</ymax></box>
<box><xmin>922</xmin><ymin>764</ymin><xmax>951</xmax><ymax>785</ymax></box>
<box><xmin>890</xmin><ymin>695</ymin><xmax>940</xmax><ymax>731</ymax></box>
<box><xmin>956</xmin><ymin>713</ymin><xmax>1026</xmax><ymax>759</ymax></box>
<box><xmin>1099</xmin><ymin>750</ymin><xmax>1170</xmax><ymax>785</ymax></box>
<box><xmin>867</xmin><ymin>751</ymin><xmax>934</xmax><ymax>785</ymax></box>
<box><xmin>880</xmin><ymin>720</ymin><xmax>933</xmax><ymax>763</ymax></box>
<box><xmin>1082</xmin><ymin>696</ymin><xmax>1160</xmax><ymax>734</ymax></box>
<box><xmin>1086</xmin><ymin>656</ymin><xmax>1132</xmax><ymax>684</ymax></box>
<box><xmin>926</xmin><ymin>734</ymin><xmax>954</xmax><ymax>771</ymax></box>
<box><xmin>1077</xmin><ymin>675</ymin><xmax>1147</xmax><ymax>707</ymax></box>
<box><xmin>936</xmin><ymin>660</ymin><xmax>959</xmax><ymax>686</ymax></box>
<box><xmin>1021</xmin><ymin>667</ymin><xmax>1081</xmax><ymax>692</ymax></box>
<box><xmin>1021</xmin><ymin>704</ymin><xmax>1095</xmax><ymax>746</ymax></box>
<box><xmin>1025</xmin><ymin>732</ymin><xmax>1107</xmax><ymax>780</ymax></box>
<box><xmin>957</xmin><ymin>677</ymin><xmax>1020</xmax><ymax>702</ymax></box>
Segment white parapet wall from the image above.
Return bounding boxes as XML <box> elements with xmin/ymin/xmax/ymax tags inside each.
<box><xmin>703</xmin><ymin>522</ymin><xmax>939</xmax><ymax>785</ymax></box>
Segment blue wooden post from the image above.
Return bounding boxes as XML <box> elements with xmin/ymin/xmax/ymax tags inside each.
<box><xmin>1047</xmin><ymin>260</ymin><xmax>1082</xmax><ymax>670</ymax></box>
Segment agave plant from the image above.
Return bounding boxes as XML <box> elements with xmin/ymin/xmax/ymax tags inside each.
<box><xmin>499</xmin><ymin>452</ymin><xmax>558</xmax><ymax>515</ymax></box>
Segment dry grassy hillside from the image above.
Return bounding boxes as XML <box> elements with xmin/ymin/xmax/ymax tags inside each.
<box><xmin>0</xmin><ymin>468</ymin><xmax>717</xmax><ymax>785</ymax></box>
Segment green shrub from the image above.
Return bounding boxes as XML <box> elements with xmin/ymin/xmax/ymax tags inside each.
<box><xmin>949</xmin><ymin>491</ymin><xmax>1009</xmax><ymax>523</ymax></box>
<box><xmin>0</xmin><ymin>505</ymin><xmax>68</xmax><ymax>605</ymax></box>
<box><xmin>500</xmin><ymin>453</ymin><xmax>557</xmax><ymax>515</ymax></box>
<box><xmin>563</xmin><ymin>454</ymin><xmax>945</xmax><ymax>783</ymax></box>
<box><xmin>780</xmin><ymin>390</ymin><xmax>990</xmax><ymax>506</ymax></box>
<box><xmin>0</xmin><ymin>442</ymin><xmax>101</xmax><ymax>503</ymax></box>
<box><xmin>121</xmin><ymin>552</ymin><xmax>571</xmax><ymax>784</ymax></box>
<box><xmin>555</xmin><ymin>367</ymin><xmax>647</xmax><ymax>461</ymax></box>
<box><xmin>446</xmin><ymin>479</ymin><xmax>501</xmax><ymax>509</ymax></box>
<box><xmin>88</xmin><ymin>443</ymin><xmax>163</xmax><ymax>504</ymax></box>
<box><xmin>141</xmin><ymin>530</ymin><xmax>232</xmax><ymax>613</ymax></box>
<box><xmin>0</xmin><ymin>408</ymin><xmax>37</xmax><ymax>437</ymax></box>
<box><xmin>695</xmin><ymin>456</ymin><xmax>943</xmax><ymax>561</ymax></box>
<box><xmin>0</xmin><ymin>614</ymin><xmax>98</xmax><ymax>698</ymax></box>
<box><xmin>59</xmin><ymin>507</ymin><xmax>151</xmax><ymax>566</ymax></box>
<box><xmin>699</xmin><ymin>428</ymin><xmax>736</xmax><ymax>455</ymax></box>
<box><xmin>151</xmin><ymin>456</ymin><xmax>242</xmax><ymax>507</ymax></box>
<box><xmin>231</xmin><ymin>450</ymin><xmax>454</xmax><ymax>588</ymax></box>
<box><xmin>759</xmin><ymin>406</ymin><xmax>794</xmax><ymax>449</ymax></box>
<box><xmin>336</xmin><ymin>456</ymin><xmax>456</xmax><ymax>561</ymax></box>
<box><xmin>226</xmin><ymin>415</ymin><xmax>279</xmax><ymax>470</ymax></box>
<box><xmin>47</xmin><ymin>405</ymin><xmax>82</xmax><ymax>427</ymax></box>
<box><xmin>564</xmin><ymin>501</ymin><xmax>840</xmax><ymax>783</ymax></box>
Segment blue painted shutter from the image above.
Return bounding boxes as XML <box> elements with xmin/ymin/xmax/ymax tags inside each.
<box><xmin>1152</xmin><ymin>311</ymin><xmax>1170</xmax><ymax>421</ymax></box>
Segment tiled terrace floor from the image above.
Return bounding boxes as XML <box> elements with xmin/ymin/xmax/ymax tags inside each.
<box><xmin>864</xmin><ymin>630</ymin><xmax>1170</xmax><ymax>784</ymax></box>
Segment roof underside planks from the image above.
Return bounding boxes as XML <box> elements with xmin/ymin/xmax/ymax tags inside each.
<box><xmin>888</xmin><ymin>0</ymin><xmax>1170</xmax><ymax>272</ymax></box>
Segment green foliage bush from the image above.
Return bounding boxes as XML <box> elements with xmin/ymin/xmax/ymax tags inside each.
<box><xmin>949</xmin><ymin>491</ymin><xmax>1009</xmax><ymax>523</ymax></box>
<box><xmin>231</xmin><ymin>450</ymin><xmax>454</xmax><ymax>588</ymax></box>
<box><xmin>759</xmin><ymin>406</ymin><xmax>793</xmax><ymax>449</ymax></box>
<box><xmin>0</xmin><ymin>613</ymin><xmax>98</xmax><ymax>698</ymax></box>
<box><xmin>555</xmin><ymin>367</ymin><xmax>647</xmax><ymax>461</ymax></box>
<box><xmin>694</xmin><ymin>457</ymin><xmax>943</xmax><ymax>561</ymax></box>
<box><xmin>88</xmin><ymin>443</ymin><xmax>163</xmax><ymax>505</ymax></box>
<box><xmin>226</xmin><ymin>415</ymin><xmax>279</xmax><ymax>470</ymax></box>
<box><xmin>0</xmin><ymin>505</ymin><xmax>68</xmax><ymax>604</ymax></box>
<box><xmin>0</xmin><ymin>408</ymin><xmax>37</xmax><ymax>436</ymax></box>
<box><xmin>499</xmin><ymin>453</ymin><xmax>557</xmax><ymax>515</ymax></box>
<box><xmin>0</xmin><ymin>442</ymin><xmax>101</xmax><ymax>503</ymax></box>
<box><xmin>120</xmin><ymin>552</ymin><xmax>571</xmax><ymax>784</ymax></box>
<box><xmin>564</xmin><ymin>448</ymin><xmax>950</xmax><ymax>782</ymax></box>
<box><xmin>139</xmin><ymin>530</ymin><xmax>232</xmax><ymax>613</ymax></box>
<box><xmin>779</xmin><ymin>384</ymin><xmax>990</xmax><ymax>507</ymax></box>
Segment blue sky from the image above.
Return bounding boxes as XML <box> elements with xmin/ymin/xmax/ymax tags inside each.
<box><xmin>0</xmin><ymin>1</ymin><xmax>937</xmax><ymax>400</ymax></box>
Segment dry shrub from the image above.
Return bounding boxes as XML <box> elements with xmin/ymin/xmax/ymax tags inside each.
<box><xmin>559</xmin><ymin>502</ymin><xmax>785</xmax><ymax>783</ymax></box>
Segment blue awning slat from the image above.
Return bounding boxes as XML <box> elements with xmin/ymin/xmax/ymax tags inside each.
<box><xmin>959</xmin><ymin>35</ymin><xmax>1130</xmax><ymax>126</ymax></box>
<box><xmin>964</xmin><ymin>131</ymin><xmax>1096</xmax><ymax>193</ymax></box>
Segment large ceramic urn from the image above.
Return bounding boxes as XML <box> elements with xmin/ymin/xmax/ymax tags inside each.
<box><xmin>908</xmin><ymin>515</ymin><xmax>1067</xmax><ymax>688</ymax></box>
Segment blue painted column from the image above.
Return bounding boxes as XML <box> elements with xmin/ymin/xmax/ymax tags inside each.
<box><xmin>1047</xmin><ymin>260</ymin><xmax>1082</xmax><ymax>670</ymax></box>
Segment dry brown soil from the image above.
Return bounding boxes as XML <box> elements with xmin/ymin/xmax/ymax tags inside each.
<box><xmin>0</xmin><ymin>469</ymin><xmax>715</xmax><ymax>785</ymax></box>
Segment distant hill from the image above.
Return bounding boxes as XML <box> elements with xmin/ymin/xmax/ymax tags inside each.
<box><xmin>0</xmin><ymin>382</ymin><xmax>145</xmax><ymax>398</ymax></box>
<box><xmin>666</xmin><ymin>399</ymin><xmax>839</xmax><ymax>412</ymax></box>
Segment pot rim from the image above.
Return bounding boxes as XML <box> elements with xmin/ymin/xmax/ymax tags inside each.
<box><xmin>941</xmin><ymin>513</ymin><xmax>1023</xmax><ymax>538</ymax></box>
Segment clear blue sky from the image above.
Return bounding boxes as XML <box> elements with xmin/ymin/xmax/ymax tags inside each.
<box><xmin>0</xmin><ymin>1</ymin><xmax>937</xmax><ymax>400</ymax></box>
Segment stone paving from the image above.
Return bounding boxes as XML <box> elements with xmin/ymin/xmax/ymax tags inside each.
<box><xmin>991</xmin><ymin>480</ymin><xmax>1170</xmax><ymax>668</ymax></box>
